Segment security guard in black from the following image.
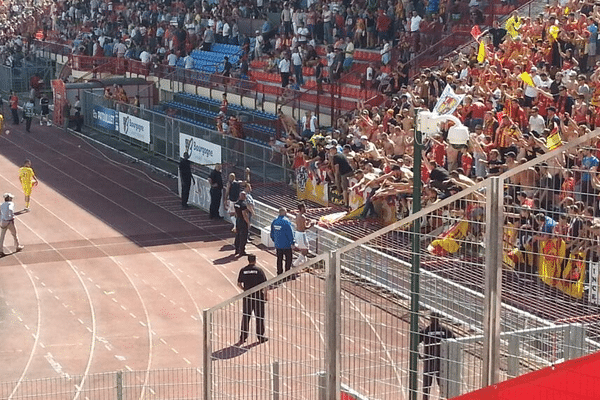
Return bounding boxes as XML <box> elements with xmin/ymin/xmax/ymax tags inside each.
<box><xmin>236</xmin><ymin>254</ymin><xmax>268</xmax><ymax>344</ymax></box>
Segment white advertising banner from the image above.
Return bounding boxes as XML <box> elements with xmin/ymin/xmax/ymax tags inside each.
<box><xmin>179</xmin><ymin>133</ymin><xmax>222</xmax><ymax>166</ymax></box>
<box><xmin>118</xmin><ymin>112</ymin><xmax>151</xmax><ymax>144</ymax></box>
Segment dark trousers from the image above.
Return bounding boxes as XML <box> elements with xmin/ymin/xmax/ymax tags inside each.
<box><xmin>240</xmin><ymin>295</ymin><xmax>265</xmax><ymax>341</ymax></box>
<box><xmin>75</xmin><ymin>115</ymin><xmax>83</xmax><ymax>132</ymax></box>
<box><xmin>276</xmin><ymin>248</ymin><xmax>293</xmax><ymax>275</ymax></box>
<box><xmin>235</xmin><ymin>222</ymin><xmax>248</xmax><ymax>255</ymax></box>
<box><xmin>181</xmin><ymin>178</ymin><xmax>192</xmax><ymax>206</ymax></box>
<box><xmin>11</xmin><ymin>108</ymin><xmax>18</xmax><ymax>124</ymax></box>
<box><xmin>25</xmin><ymin>117</ymin><xmax>32</xmax><ymax>132</ymax></box>
<box><xmin>422</xmin><ymin>358</ymin><xmax>441</xmax><ymax>400</ymax></box>
<box><xmin>209</xmin><ymin>187</ymin><xmax>222</xmax><ymax>218</ymax></box>
<box><xmin>281</xmin><ymin>72</ymin><xmax>290</xmax><ymax>87</ymax></box>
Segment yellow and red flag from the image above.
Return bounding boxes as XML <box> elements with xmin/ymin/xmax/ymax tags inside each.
<box><xmin>546</xmin><ymin>122</ymin><xmax>563</xmax><ymax>150</ymax></box>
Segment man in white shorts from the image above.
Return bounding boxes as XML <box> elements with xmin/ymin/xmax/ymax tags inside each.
<box><xmin>293</xmin><ymin>202</ymin><xmax>313</xmax><ymax>266</ymax></box>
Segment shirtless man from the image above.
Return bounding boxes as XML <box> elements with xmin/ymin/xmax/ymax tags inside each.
<box><xmin>379</xmin><ymin>132</ymin><xmax>396</xmax><ymax>158</ymax></box>
<box><xmin>511</xmin><ymin>158</ymin><xmax>540</xmax><ymax>196</ymax></box>
<box><xmin>390</xmin><ymin>126</ymin><xmax>407</xmax><ymax>158</ymax></box>
<box><xmin>293</xmin><ymin>202</ymin><xmax>313</xmax><ymax>266</ymax></box>
<box><xmin>278</xmin><ymin>108</ymin><xmax>299</xmax><ymax>139</ymax></box>
<box><xmin>400</xmin><ymin>108</ymin><xmax>414</xmax><ymax>133</ymax></box>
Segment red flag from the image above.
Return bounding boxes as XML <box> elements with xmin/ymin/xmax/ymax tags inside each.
<box><xmin>471</xmin><ymin>25</ymin><xmax>482</xmax><ymax>40</ymax></box>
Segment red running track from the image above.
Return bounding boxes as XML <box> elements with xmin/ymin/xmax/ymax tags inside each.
<box><xmin>0</xmin><ymin>121</ymin><xmax>279</xmax><ymax>383</ymax></box>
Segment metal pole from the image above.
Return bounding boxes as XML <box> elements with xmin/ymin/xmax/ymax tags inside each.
<box><xmin>116</xmin><ymin>370</ymin><xmax>123</xmax><ymax>400</ymax></box>
<box><xmin>325</xmin><ymin>251</ymin><xmax>340</xmax><ymax>400</ymax></box>
<box><xmin>272</xmin><ymin>361</ymin><xmax>280</xmax><ymax>400</ymax></box>
<box><xmin>202</xmin><ymin>309</ymin><xmax>212</xmax><ymax>400</ymax></box>
<box><xmin>408</xmin><ymin>108</ymin><xmax>422</xmax><ymax>400</ymax></box>
<box><xmin>483</xmin><ymin>177</ymin><xmax>503</xmax><ymax>386</ymax></box>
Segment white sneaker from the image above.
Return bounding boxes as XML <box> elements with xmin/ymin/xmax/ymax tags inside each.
<box><xmin>47</xmin><ymin>122</ymin><xmax>52</xmax><ymax>126</ymax></box>
<box><xmin>40</xmin><ymin>121</ymin><xmax>43</xmax><ymax>125</ymax></box>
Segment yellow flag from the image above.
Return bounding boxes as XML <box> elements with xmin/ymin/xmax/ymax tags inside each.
<box><xmin>549</xmin><ymin>25</ymin><xmax>559</xmax><ymax>40</ymax></box>
<box><xmin>520</xmin><ymin>71</ymin><xmax>534</xmax><ymax>87</ymax></box>
<box><xmin>477</xmin><ymin>41</ymin><xmax>485</xmax><ymax>63</ymax></box>
<box><xmin>564</xmin><ymin>7</ymin><xmax>569</xmax><ymax>15</ymax></box>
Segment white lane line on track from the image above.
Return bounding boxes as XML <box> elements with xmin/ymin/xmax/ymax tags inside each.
<box><xmin>7</xmin><ymin>134</ymin><xmax>241</xmax><ymax>393</ymax></box>
<box><xmin>6</xmin><ymin>268</ymin><xmax>44</xmax><ymax>400</ymax></box>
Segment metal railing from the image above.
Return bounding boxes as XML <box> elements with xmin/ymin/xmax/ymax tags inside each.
<box><xmin>81</xmin><ymin>90</ymin><xmax>292</xmax><ymax>185</ymax></box>
<box><xmin>1</xmin><ymin>368</ymin><xmax>202</xmax><ymax>400</ymax></box>
<box><xmin>201</xmin><ymin>127</ymin><xmax>600</xmax><ymax>399</ymax></box>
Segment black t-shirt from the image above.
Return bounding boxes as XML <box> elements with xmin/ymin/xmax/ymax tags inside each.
<box><xmin>489</xmin><ymin>27</ymin><xmax>507</xmax><ymax>48</ymax></box>
<box><xmin>179</xmin><ymin>158</ymin><xmax>192</xmax><ymax>181</ymax></box>
<box><xmin>228</xmin><ymin>180</ymin><xmax>241</xmax><ymax>201</ymax></box>
<box><xmin>237</xmin><ymin>264</ymin><xmax>267</xmax><ymax>293</ymax></box>
<box><xmin>332</xmin><ymin>153</ymin><xmax>354</xmax><ymax>175</ymax></box>
<box><xmin>209</xmin><ymin>169</ymin><xmax>223</xmax><ymax>189</ymax></box>
<box><xmin>429</xmin><ymin>166</ymin><xmax>449</xmax><ymax>183</ymax></box>
<box><xmin>234</xmin><ymin>199</ymin><xmax>248</xmax><ymax>224</ymax></box>
<box><xmin>419</xmin><ymin>323</ymin><xmax>455</xmax><ymax>358</ymax></box>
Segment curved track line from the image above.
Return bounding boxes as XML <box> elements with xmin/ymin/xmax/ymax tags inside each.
<box><xmin>8</xmin><ymin>214</ymin><xmax>99</xmax><ymax>400</ymax></box>
<box><xmin>0</xmin><ymin>163</ymin><xmax>151</xmax><ymax>399</ymax></box>
<box><xmin>7</xmin><ymin>267</ymin><xmax>42</xmax><ymax>400</ymax></box>
<box><xmin>8</xmin><ymin>129</ymin><xmax>247</xmax><ymax>315</ymax></box>
<box><xmin>341</xmin><ymin>291</ymin><xmax>404</xmax><ymax>397</ymax></box>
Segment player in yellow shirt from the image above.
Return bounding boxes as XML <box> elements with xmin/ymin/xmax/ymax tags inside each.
<box><xmin>19</xmin><ymin>159</ymin><xmax>37</xmax><ymax>211</ymax></box>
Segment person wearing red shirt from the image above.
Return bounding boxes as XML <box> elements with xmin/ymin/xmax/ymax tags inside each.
<box><xmin>431</xmin><ymin>134</ymin><xmax>446</xmax><ymax>167</ymax></box>
<box><xmin>460</xmin><ymin>146</ymin><xmax>473</xmax><ymax>177</ymax></box>
<box><xmin>376</xmin><ymin>10</ymin><xmax>391</xmax><ymax>47</ymax></box>
<box><xmin>9</xmin><ymin>91</ymin><xmax>19</xmax><ymax>125</ymax></box>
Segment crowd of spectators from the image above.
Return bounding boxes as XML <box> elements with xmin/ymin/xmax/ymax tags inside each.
<box><xmin>270</xmin><ymin>2</ymin><xmax>600</xmax><ymax>261</ymax></box>
<box><xmin>0</xmin><ymin>0</ymin><xmax>596</xmax><ymax>295</ymax></box>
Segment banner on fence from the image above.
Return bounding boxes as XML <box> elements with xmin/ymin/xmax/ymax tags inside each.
<box><xmin>590</xmin><ymin>260</ymin><xmax>599</xmax><ymax>305</ymax></box>
<box><xmin>93</xmin><ymin>106</ymin><xmax>117</xmax><ymax>130</ymax></box>
<box><xmin>296</xmin><ymin>165</ymin><xmax>329</xmax><ymax>207</ymax></box>
<box><xmin>118</xmin><ymin>112</ymin><xmax>151</xmax><ymax>144</ymax></box>
<box><xmin>179</xmin><ymin>132</ymin><xmax>222</xmax><ymax>165</ymax></box>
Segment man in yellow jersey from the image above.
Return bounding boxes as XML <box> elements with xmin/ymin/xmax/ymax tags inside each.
<box><xmin>19</xmin><ymin>159</ymin><xmax>38</xmax><ymax>211</ymax></box>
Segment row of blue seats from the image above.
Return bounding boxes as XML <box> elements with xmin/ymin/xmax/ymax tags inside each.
<box><xmin>211</xmin><ymin>44</ymin><xmax>243</xmax><ymax>55</ymax></box>
<box><xmin>156</xmin><ymin>105</ymin><xmax>273</xmax><ymax>147</ymax></box>
<box><xmin>165</xmin><ymin>101</ymin><xmax>218</xmax><ymax>119</ymax></box>
<box><xmin>246</xmin><ymin>123</ymin><xmax>276</xmax><ymax>136</ymax></box>
<box><xmin>155</xmin><ymin>107</ymin><xmax>217</xmax><ymax>130</ymax></box>
<box><xmin>175</xmin><ymin>93</ymin><xmax>244</xmax><ymax>113</ymax></box>
<box><xmin>246</xmin><ymin>136</ymin><xmax>270</xmax><ymax>148</ymax></box>
<box><xmin>177</xmin><ymin>92</ymin><xmax>278</xmax><ymax>122</ymax></box>
<box><xmin>174</xmin><ymin>93</ymin><xmax>278</xmax><ymax>124</ymax></box>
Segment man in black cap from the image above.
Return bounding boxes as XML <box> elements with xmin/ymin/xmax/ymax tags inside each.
<box><xmin>419</xmin><ymin>313</ymin><xmax>455</xmax><ymax>400</ymax></box>
<box><xmin>236</xmin><ymin>254</ymin><xmax>268</xmax><ymax>345</ymax></box>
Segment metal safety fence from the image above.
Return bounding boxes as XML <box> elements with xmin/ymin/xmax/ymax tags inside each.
<box><xmin>81</xmin><ymin>91</ymin><xmax>293</xmax><ymax>185</ymax></box>
<box><xmin>203</xmin><ymin>256</ymin><xmax>330</xmax><ymax>400</ymax></box>
<box><xmin>1</xmin><ymin>368</ymin><xmax>202</xmax><ymax>400</ymax></box>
